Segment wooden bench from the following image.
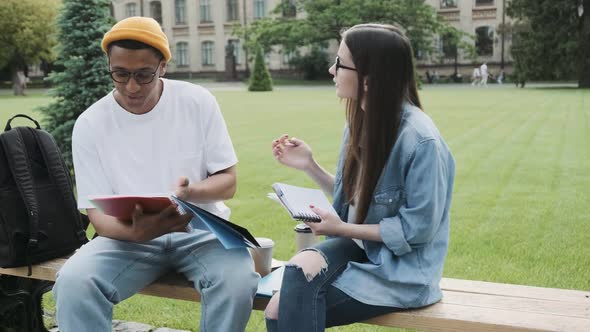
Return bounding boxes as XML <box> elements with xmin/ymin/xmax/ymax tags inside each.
<box><xmin>2</xmin><ymin>258</ymin><xmax>589</xmax><ymax>331</ymax></box>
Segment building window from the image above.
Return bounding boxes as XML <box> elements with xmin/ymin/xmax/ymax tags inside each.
<box><xmin>227</xmin><ymin>0</ymin><xmax>239</xmax><ymax>21</ymax></box>
<box><xmin>175</xmin><ymin>0</ymin><xmax>186</xmax><ymax>24</ymax></box>
<box><xmin>150</xmin><ymin>1</ymin><xmax>162</xmax><ymax>24</ymax></box>
<box><xmin>176</xmin><ymin>42</ymin><xmax>189</xmax><ymax>67</ymax></box>
<box><xmin>200</xmin><ymin>0</ymin><xmax>212</xmax><ymax>23</ymax></box>
<box><xmin>475</xmin><ymin>0</ymin><xmax>494</xmax><ymax>6</ymax></box>
<box><xmin>254</xmin><ymin>0</ymin><xmax>266</xmax><ymax>19</ymax></box>
<box><xmin>202</xmin><ymin>41</ymin><xmax>214</xmax><ymax>65</ymax></box>
<box><xmin>475</xmin><ymin>26</ymin><xmax>494</xmax><ymax>56</ymax></box>
<box><xmin>414</xmin><ymin>48</ymin><xmax>424</xmax><ymax>60</ymax></box>
<box><xmin>229</xmin><ymin>39</ymin><xmax>241</xmax><ymax>64</ymax></box>
<box><xmin>264</xmin><ymin>52</ymin><xmax>270</xmax><ymax>65</ymax></box>
<box><xmin>441</xmin><ymin>0</ymin><xmax>458</xmax><ymax>8</ymax></box>
<box><xmin>440</xmin><ymin>33</ymin><xmax>458</xmax><ymax>58</ymax></box>
<box><xmin>282</xmin><ymin>0</ymin><xmax>296</xmax><ymax>17</ymax></box>
<box><xmin>282</xmin><ymin>51</ymin><xmax>294</xmax><ymax>65</ymax></box>
<box><xmin>125</xmin><ymin>3</ymin><xmax>137</xmax><ymax>17</ymax></box>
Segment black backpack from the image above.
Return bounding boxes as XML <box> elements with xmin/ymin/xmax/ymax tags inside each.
<box><xmin>0</xmin><ymin>114</ymin><xmax>88</xmax><ymax>275</ymax></box>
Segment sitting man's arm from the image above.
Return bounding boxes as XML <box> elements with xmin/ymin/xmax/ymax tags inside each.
<box><xmin>174</xmin><ymin>165</ymin><xmax>237</xmax><ymax>202</ymax></box>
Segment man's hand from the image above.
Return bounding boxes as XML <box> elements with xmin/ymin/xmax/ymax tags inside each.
<box><xmin>130</xmin><ymin>203</ymin><xmax>192</xmax><ymax>242</ymax></box>
<box><xmin>174</xmin><ymin>176</ymin><xmax>191</xmax><ymax>200</ymax></box>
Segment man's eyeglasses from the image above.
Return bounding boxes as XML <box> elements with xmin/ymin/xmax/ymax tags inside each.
<box><xmin>109</xmin><ymin>60</ymin><xmax>162</xmax><ymax>84</ymax></box>
<box><xmin>335</xmin><ymin>56</ymin><xmax>357</xmax><ymax>73</ymax></box>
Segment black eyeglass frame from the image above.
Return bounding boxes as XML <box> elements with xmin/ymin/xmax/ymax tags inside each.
<box><xmin>108</xmin><ymin>59</ymin><xmax>163</xmax><ymax>84</ymax></box>
<box><xmin>335</xmin><ymin>56</ymin><xmax>357</xmax><ymax>73</ymax></box>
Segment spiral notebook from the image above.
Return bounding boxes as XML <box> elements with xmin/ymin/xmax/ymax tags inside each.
<box><xmin>271</xmin><ymin>183</ymin><xmax>337</xmax><ymax>222</ymax></box>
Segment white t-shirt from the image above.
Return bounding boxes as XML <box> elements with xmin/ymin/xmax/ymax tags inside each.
<box><xmin>72</xmin><ymin>78</ymin><xmax>237</xmax><ymax>219</ymax></box>
<box><xmin>480</xmin><ymin>63</ymin><xmax>488</xmax><ymax>77</ymax></box>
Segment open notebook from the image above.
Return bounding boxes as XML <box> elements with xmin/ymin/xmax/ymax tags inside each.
<box><xmin>271</xmin><ymin>183</ymin><xmax>337</xmax><ymax>222</ymax></box>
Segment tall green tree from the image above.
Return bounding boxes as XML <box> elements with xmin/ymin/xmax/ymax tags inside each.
<box><xmin>0</xmin><ymin>0</ymin><xmax>59</xmax><ymax>95</ymax></box>
<box><xmin>39</xmin><ymin>0</ymin><xmax>115</xmax><ymax>172</ymax></box>
<box><xmin>508</xmin><ymin>0</ymin><xmax>590</xmax><ymax>88</ymax></box>
<box><xmin>236</xmin><ymin>0</ymin><xmax>462</xmax><ymax>68</ymax></box>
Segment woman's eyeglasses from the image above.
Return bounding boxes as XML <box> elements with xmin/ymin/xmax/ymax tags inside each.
<box><xmin>109</xmin><ymin>60</ymin><xmax>162</xmax><ymax>84</ymax></box>
<box><xmin>335</xmin><ymin>56</ymin><xmax>357</xmax><ymax>73</ymax></box>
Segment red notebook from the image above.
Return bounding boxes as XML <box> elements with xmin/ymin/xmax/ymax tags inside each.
<box><xmin>88</xmin><ymin>194</ymin><xmax>172</xmax><ymax>220</ymax></box>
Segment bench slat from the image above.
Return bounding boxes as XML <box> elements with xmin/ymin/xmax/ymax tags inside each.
<box><xmin>366</xmin><ymin>300</ymin><xmax>590</xmax><ymax>332</ymax></box>
<box><xmin>441</xmin><ymin>278</ymin><xmax>590</xmax><ymax>304</ymax></box>
<box><xmin>442</xmin><ymin>289</ymin><xmax>590</xmax><ymax>319</ymax></box>
<box><xmin>0</xmin><ymin>257</ymin><xmax>66</xmax><ymax>281</ymax></box>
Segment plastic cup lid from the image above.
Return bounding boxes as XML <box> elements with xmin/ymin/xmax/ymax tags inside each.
<box><xmin>294</xmin><ymin>223</ymin><xmax>312</xmax><ymax>233</ymax></box>
<box><xmin>255</xmin><ymin>237</ymin><xmax>275</xmax><ymax>248</ymax></box>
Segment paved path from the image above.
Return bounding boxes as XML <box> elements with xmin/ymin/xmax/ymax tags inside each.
<box><xmin>0</xmin><ymin>81</ymin><xmax>580</xmax><ymax>97</ymax></box>
<box><xmin>46</xmin><ymin>320</ymin><xmax>190</xmax><ymax>332</ymax></box>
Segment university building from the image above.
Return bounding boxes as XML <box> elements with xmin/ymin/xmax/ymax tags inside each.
<box><xmin>110</xmin><ymin>0</ymin><xmax>513</xmax><ymax>79</ymax></box>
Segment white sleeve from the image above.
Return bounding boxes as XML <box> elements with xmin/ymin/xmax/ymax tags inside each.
<box><xmin>202</xmin><ymin>92</ymin><xmax>238</xmax><ymax>174</ymax></box>
<box><xmin>72</xmin><ymin>117</ymin><xmax>113</xmax><ymax>209</ymax></box>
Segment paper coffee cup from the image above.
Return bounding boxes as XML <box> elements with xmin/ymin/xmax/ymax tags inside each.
<box><xmin>294</xmin><ymin>223</ymin><xmax>319</xmax><ymax>252</ymax></box>
<box><xmin>249</xmin><ymin>237</ymin><xmax>274</xmax><ymax>277</ymax></box>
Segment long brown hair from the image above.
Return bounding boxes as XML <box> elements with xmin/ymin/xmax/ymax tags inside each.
<box><xmin>342</xmin><ymin>24</ymin><xmax>421</xmax><ymax>224</ymax></box>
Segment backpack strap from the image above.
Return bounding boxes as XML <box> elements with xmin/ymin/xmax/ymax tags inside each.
<box><xmin>30</xmin><ymin>128</ymin><xmax>88</xmax><ymax>243</ymax></box>
<box><xmin>0</xmin><ymin>128</ymin><xmax>40</xmax><ymax>275</ymax></box>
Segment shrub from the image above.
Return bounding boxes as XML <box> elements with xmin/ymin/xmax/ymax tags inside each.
<box><xmin>289</xmin><ymin>46</ymin><xmax>330</xmax><ymax>80</ymax></box>
<box><xmin>248</xmin><ymin>45</ymin><xmax>273</xmax><ymax>92</ymax></box>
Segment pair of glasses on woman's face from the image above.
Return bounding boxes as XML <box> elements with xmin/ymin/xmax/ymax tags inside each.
<box><xmin>334</xmin><ymin>56</ymin><xmax>357</xmax><ymax>74</ymax></box>
<box><xmin>109</xmin><ymin>59</ymin><xmax>162</xmax><ymax>84</ymax></box>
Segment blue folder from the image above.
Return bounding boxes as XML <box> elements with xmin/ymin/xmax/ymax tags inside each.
<box><xmin>170</xmin><ymin>196</ymin><xmax>260</xmax><ymax>249</ymax></box>
<box><xmin>256</xmin><ymin>266</ymin><xmax>285</xmax><ymax>298</ymax></box>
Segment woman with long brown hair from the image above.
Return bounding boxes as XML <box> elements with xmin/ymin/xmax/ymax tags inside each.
<box><xmin>265</xmin><ymin>23</ymin><xmax>455</xmax><ymax>332</ymax></box>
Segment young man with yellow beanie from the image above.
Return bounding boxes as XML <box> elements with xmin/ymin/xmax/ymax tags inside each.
<box><xmin>52</xmin><ymin>17</ymin><xmax>259</xmax><ymax>332</ymax></box>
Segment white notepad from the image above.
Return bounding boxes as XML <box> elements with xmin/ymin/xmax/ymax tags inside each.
<box><xmin>271</xmin><ymin>183</ymin><xmax>337</xmax><ymax>222</ymax></box>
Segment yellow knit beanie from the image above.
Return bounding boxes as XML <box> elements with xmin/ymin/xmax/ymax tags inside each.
<box><xmin>101</xmin><ymin>16</ymin><xmax>171</xmax><ymax>61</ymax></box>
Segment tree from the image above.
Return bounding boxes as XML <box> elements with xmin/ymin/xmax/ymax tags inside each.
<box><xmin>39</xmin><ymin>0</ymin><xmax>115</xmax><ymax>172</ymax></box>
<box><xmin>0</xmin><ymin>0</ymin><xmax>59</xmax><ymax>95</ymax></box>
<box><xmin>508</xmin><ymin>0</ymin><xmax>590</xmax><ymax>88</ymax></box>
<box><xmin>236</xmin><ymin>0</ymin><xmax>462</xmax><ymax>68</ymax></box>
<box><xmin>248</xmin><ymin>46</ymin><xmax>273</xmax><ymax>91</ymax></box>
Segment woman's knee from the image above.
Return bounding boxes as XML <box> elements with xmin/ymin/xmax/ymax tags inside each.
<box><xmin>264</xmin><ymin>291</ymin><xmax>281</xmax><ymax>320</ymax></box>
<box><xmin>287</xmin><ymin>249</ymin><xmax>328</xmax><ymax>282</ymax></box>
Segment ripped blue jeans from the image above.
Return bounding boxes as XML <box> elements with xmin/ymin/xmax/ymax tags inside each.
<box><xmin>266</xmin><ymin>237</ymin><xmax>400</xmax><ymax>332</ymax></box>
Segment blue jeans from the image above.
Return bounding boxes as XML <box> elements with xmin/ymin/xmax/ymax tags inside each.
<box><xmin>266</xmin><ymin>238</ymin><xmax>400</xmax><ymax>332</ymax></box>
<box><xmin>53</xmin><ymin>230</ymin><xmax>259</xmax><ymax>332</ymax></box>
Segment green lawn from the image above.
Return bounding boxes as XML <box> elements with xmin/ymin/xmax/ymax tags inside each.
<box><xmin>2</xmin><ymin>85</ymin><xmax>589</xmax><ymax>331</ymax></box>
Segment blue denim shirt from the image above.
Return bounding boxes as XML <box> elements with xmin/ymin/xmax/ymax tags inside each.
<box><xmin>330</xmin><ymin>103</ymin><xmax>455</xmax><ymax>308</ymax></box>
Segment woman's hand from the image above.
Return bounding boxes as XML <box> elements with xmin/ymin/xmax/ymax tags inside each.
<box><xmin>271</xmin><ymin>134</ymin><xmax>314</xmax><ymax>171</ymax></box>
<box><xmin>305</xmin><ymin>205</ymin><xmax>345</xmax><ymax>236</ymax></box>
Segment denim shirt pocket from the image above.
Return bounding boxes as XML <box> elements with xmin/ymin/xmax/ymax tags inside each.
<box><xmin>371</xmin><ymin>186</ymin><xmax>404</xmax><ymax>220</ymax></box>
